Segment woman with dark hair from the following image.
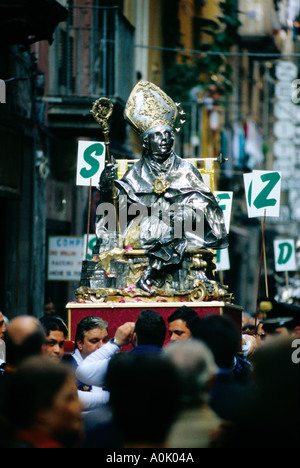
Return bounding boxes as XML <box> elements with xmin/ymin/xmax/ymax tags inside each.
<box><xmin>1</xmin><ymin>356</ymin><xmax>83</xmax><ymax>448</ymax></box>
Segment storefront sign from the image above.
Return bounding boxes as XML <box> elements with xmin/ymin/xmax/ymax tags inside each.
<box><xmin>48</xmin><ymin>236</ymin><xmax>84</xmax><ymax>281</ymax></box>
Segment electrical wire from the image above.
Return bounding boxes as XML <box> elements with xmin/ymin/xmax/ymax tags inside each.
<box><xmin>134</xmin><ymin>43</ymin><xmax>300</xmax><ymax>58</ymax></box>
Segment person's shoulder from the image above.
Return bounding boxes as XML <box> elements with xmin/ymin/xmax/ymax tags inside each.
<box><xmin>8</xmin><ymin>438</ymin><xmax>34</xmax><ymax>449</ymax></box>
<box><xmin>62</xmin><ymin>354</ymin><xmax>77</xmax><ymax>367</ymax></box>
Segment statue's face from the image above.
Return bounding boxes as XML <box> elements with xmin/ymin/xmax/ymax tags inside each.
<box><xmin>147</xmin><ymin>129</ymin><xmax>174</xmax><ymax>161</ymax></box>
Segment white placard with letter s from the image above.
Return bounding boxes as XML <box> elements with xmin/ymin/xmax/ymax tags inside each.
<box><xmin>76</xmin><ymin>141</ymin><xmax>106</xmax><ymax>187</ymax></box>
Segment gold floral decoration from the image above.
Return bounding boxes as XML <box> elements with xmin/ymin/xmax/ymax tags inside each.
<box><xmin>152</xmin><ymin>178</ymin><xmax>170</xmax><ymax>195</ymax></box>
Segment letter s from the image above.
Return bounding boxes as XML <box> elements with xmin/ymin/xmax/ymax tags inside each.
<box><xmin>80</xmin><ymin>143</ymin><xmax>104</xmax><ymax>179</ymax></box>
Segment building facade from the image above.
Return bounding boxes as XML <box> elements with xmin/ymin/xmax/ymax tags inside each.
<box><xmin>0</xmin><ymin>0</ymin><xmax>68</xmax><ymax>318</ymax></box>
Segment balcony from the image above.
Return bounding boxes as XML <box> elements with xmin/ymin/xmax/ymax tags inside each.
<box><xmin>0</xmin><ymin>0</ymin><xmax>69</xmax><ymax>45</ymax></box>
<box><xmin>46</xmin><ymin>6</ymin><xmax>135</xmax><ymax>132</ymax></box>
<box><xmin>238</xmin><ymin>0</ymin><xmax>281</xmax><ymax>51</ymax></box>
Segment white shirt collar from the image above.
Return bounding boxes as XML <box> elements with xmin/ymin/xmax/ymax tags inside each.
<box><xmin>72</xmin><ymin>348</ymin><xmax>84</xmax><ymax>365</ymax></box>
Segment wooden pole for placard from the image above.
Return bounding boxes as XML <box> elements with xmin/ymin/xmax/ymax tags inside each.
<box><xmin>219</xmin><ymin>269</ymin><xmax>224</xmax><ymax>285</ymax></box>
<box><xmin>285</xmin><ymin>270</ymin><xmax>289</xmax><ymax>291</ymax></box>
<box><xmin>85</xmin><ymin>179</ymin><xmax>92</xmax><ymax>260</ymax></box>
<box><xmin>261</xmin><ymin>215</ymin><xmax>269</xmax><ymax>299</ymax></box>
<box><xmin>255</xmin><ymin>210</ymin><xmax>267</xmax><ymax>328</ymax></box>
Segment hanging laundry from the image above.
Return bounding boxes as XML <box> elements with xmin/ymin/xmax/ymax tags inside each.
<box><xmin>221</xmin><ymin>127</ymin><xmax>234</xmax><ymax>178</ymax></box>
<box><xmin>244</xmin><ymin>117</ymin><xmax>264</xmax><ymax>169</ymax></box>
<box><xmin>232</xmin><ymin>122</ymin><xmax>245</xmax><ymax>168</ymax></box>
<box><xmin>209</xmin><ymin>110</ymin><xmax>219</xmax><ymax>130</ymax></box>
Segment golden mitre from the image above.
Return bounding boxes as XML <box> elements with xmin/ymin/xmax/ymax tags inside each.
<box><xmin>124</xmin><ymin>81</ymin><xmax>178</xmax><ymax>138</ymax></box>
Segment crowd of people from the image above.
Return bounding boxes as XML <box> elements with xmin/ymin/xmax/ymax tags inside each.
<box><xmin>0</xmin><ymin>300</ymin><xmax>300</xmax><ymax>448</ymax></box>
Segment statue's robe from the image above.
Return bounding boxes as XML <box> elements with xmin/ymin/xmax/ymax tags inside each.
<box><xmin>95</xmin><ymin>151</ymin><xmax>228</xmax><ymax>270</ymax></box>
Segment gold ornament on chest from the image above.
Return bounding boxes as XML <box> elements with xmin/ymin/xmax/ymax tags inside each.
<box><xmin>152</xmin><ymin>178</ymin><xmax>170</xmax><ymax>195</ymax></box>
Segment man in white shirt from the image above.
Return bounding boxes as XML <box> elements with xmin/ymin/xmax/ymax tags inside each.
<box><xmin>75</xmin><ymin>321</ymin><xmax>135</xmax><ymax>388</ymax></box>
<box><xmin>73</xmin><ymin>317</ymin><xmax>134</xmax><ymax>430</ymax></box>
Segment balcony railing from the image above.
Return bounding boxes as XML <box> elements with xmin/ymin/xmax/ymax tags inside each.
<box><xmin>48</xmin><ymin>6</ymin><xmax>135</xmax><ymax>104</ymax></box>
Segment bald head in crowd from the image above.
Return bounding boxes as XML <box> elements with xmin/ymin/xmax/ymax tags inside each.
<box><xmin>4</xmin><ymin>316</ymin><xmax>46</xmax><ymax>367</ymax></box>
<box><xmin>7</xmin><ymin>316</ymin><xmax>41</xmax><ymax>344</ymax></box>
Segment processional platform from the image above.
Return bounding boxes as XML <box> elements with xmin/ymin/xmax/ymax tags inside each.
<box><xmin>67</xmin><ymin>246</ymin><xmax>243</xmax><ymax>349</ymax></box>
<box><xmin>66</xmin><ymin>300</ymin><xmax>243</xmax><ymax>349</ymax></box>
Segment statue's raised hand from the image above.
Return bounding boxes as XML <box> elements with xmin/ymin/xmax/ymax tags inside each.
<box><xmin>99</xmin><ymin>160</ymin><xmax>116</xmax><ymax>191</ymax></box>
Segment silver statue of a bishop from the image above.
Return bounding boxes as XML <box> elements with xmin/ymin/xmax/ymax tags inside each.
<box><xmin>95</xmin><ymin>81</ymin><xmax>228</xmax><ymax>292</ymax></box>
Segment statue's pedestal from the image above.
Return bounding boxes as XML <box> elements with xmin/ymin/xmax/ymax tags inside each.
<box><xmin>66</xmin><ymin>301</ymin><xmax>243</xmax><ymax>350</ymax></box>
